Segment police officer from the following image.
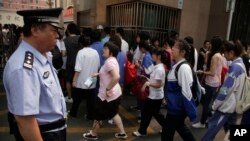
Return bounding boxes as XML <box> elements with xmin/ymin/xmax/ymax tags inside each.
<box><xmin>3</xmin><ymin>8</ymin><xmax>67</xmax><ymax>141</ymax></box>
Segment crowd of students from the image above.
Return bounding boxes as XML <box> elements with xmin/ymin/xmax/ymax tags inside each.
<box><xmin>2</xmin><ymin>21</ymin><xmax>250</xmax><ymax>141</ymax></box>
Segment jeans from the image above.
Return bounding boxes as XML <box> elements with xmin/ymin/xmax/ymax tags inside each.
<box><xmin>161</xmin><ymin>114</ymin><xmax>196</xmax><ymax>141</ymax></box>
<box><xmin>200</xmin><ymin>84</ymin><xmax>218</xmax><ymax>124</ymax></box>
<box><xmin>201</xmin><ymin>111</ymin><xmax>236</xmax><ymax>141</ymax></box>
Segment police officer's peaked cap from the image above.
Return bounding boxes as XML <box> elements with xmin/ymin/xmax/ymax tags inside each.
<box><xmin>17</xmin><ymin>8</ymin><xmax>63</xmax><ymax>29</ymax></box>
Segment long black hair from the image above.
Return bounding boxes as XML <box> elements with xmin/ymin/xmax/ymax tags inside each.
<box><xmin>178</xmin><ymin>39</ymin><xmax>192</xmax><ymax>62</ymax></box>
<box><xmin>206</xmin><ymin>36</ymin><xmax>223</xmax><ymax>70</ymax></box>
<box><xmin>184</xmin><ymin>36</ymin><xmax>195</xmax><ymax>69</ymax></box>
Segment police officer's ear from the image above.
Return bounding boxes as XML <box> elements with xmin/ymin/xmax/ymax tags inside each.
<box><xmin>30</xmin><ymin>25</ymin><xmax>43</xmax><ymax>37</ymax></box>
<box><xmin>30</xmin><ymin>24</ymin><xmax>47</xmax><ymax>37</ymax></box>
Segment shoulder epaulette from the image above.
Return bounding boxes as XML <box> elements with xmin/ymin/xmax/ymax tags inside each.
<box><xmin>23</xmin><ymin>51</ymin><xmax>34</xmax><ymax>69</ymax></box>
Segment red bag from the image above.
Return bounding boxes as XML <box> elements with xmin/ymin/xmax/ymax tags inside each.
<box><xmin>131</xmin><ymin>76</ymin><xmax>149</xmax><ymax>101</ymax></box>
<box><xmin>221</xmin><ymin>65</ymin><xmax>228</xmax><ymax>85</ymax></box>
<box><xmin>125</xmin><ymin>59</ymin><xmax>137</xmax><ymax>85</ymax></box>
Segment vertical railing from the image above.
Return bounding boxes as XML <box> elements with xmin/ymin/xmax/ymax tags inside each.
<box><xmin>107</xmin><ymin>1</ymin><xmax>181</xmax><ymax>45</ymax></box>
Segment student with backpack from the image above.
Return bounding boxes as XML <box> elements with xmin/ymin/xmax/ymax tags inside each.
<box><xmin>201</xmin><ymin>41</ymin><xmax>246</xmax><ymax>141</ymax></box>
<box><xmin>162</xmin><ymin>39</ymin><xmax>196</xmax><ymax>141</ymax></box>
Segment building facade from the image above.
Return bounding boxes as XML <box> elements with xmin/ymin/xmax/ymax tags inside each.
<box><xmin>75</xmin><ymin>0</ymin><xmax>250</xmax><ymax>48</ymax></box>
<box><xmin>0</xmin><ymin>0</ymin><xmax>49</xmax><ymax>25</ymax></box>
<box><xmin>2</xmin><ymin>0</ymin><xmax>48</xmax><ymax>10</ymax></box>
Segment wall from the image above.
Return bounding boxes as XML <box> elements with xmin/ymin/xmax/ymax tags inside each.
<box><xmin>179</xmin><ymin>0</ymin><xmax>211</xmax><ymax>48</ymax></box>
<box><xmin>206</xmin><ymin>0</ymin><xmax>229</xmax><ymax>40</ymax></box>
<box><xmin>77</xmin><ymin>0</ymin><xmax>215</xmax><ymax>48</ymax></box>
<box><xmin>0</xmin><ymin>10</ymin><xmax>23</xmax><ymax>26</ymax></box>
<box><xmin>143</xmin><ymin>0</ymin><xmax>177</xmax><ymax>8</ymax></box>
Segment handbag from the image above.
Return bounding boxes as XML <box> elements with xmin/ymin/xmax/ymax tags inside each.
<box><xmin>124</xmin><ymin>59</ymin><xmax>137</xmax><ymax>85</ymax></box>
<box><xmin>132</xmin><ymin>75</ymin><xmax>149</xmax><ymax>101</ymax></box>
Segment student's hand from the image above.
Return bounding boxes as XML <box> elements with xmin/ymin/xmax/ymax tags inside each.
<box><xmin>72</xmin><ymin>81</ymin><xmax>77</xmax><ymax>87</ymax></box>
<box><xmin>91</xmin><ymin>73</ymin><xmax>99</xmax><ymax>77</ymax></box>
<box><xmin>106</xmin><ymin>90</ymin><xmax>112</xmax><ymax>97</ymax></box>
<box><xmin>141</xmin><ymin>81</ymin><xmax>150</xmax><ymax>92</ymax></box>
<box><xmin>196</xmin><ymin>70</ymin><xmax>204</xmax><ymax>74</ymax></box>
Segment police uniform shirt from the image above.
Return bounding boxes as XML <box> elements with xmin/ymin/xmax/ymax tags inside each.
<box><xmin>3</xmin><ymin>40</ymin><xmax>67</xmax><ymax>125</ymax></box>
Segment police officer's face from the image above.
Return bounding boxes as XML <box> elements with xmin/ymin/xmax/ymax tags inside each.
<box><xmin>36</xmin><ymin>24</ymin><xmax>59</xmax><ymax>52</ymax></box>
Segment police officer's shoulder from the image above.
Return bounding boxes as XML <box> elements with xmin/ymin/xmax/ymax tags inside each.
<box><xmin>23</xmin><ymin>51</ymin><xmax>34</xmax><ymax>69</ymax></box>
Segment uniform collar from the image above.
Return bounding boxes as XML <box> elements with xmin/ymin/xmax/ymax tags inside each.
<box><xmin>20</xmin><ymin>40</ymin><xmax>49</xmax><ymax>65</ymax></box>
<box><xmin>231</xmin><ymin>57</ymin><xmax>243</xmax><ymax>65</ymax></box>
<box><xmin>155</xmin><ymin>63</ymin><xmax>164</xmax><ymax>68</ymax></box>
<box><xmin>173</xmin><ymin>58</ymin><xmax>186</xmax><ymax>67</ymax></box>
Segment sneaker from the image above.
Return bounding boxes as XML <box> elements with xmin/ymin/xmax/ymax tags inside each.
<box><xmin>65</xmin><ymin>96</ymin><xmax>73</xmax><ymax>103</ymax></box>
<box><xmin>137</xmin><ymin>119</ymin><xmax>141</xmax><ymax>123</ymax></box>
<box><xmin>108</xmin><ymin>119</ymin><xmax>114</xmax><ymax>125</ymax></box>
<box><xmin>83</xmin><ymin>132</ymin><xmax>98</xmax><ymax>140</ymax></box>
<box><xmin>192</xmin><ymin>122</ymin><xmax>206</xmax><ymax>128</ymax></box>
<box><xmin>115</xmin><ymin>133</ymin><xmax>127</xmax><ymax>139</ymax></box>
<box><xmin>159</xmin><ymin>130</ymin><xmax>162</xmax><ymax>134</ymax></box>
<box><xmin>132</xmin><ymin>131</ymin><xmax>146</xmax><ymax>137</ymax></box>
<box><xmin>137</xmin><ymin>116</ymin><xmax>141</xmax><ymax>123</ymax></box>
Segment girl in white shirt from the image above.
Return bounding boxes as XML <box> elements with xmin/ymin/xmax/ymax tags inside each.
<box><xmin>133</xmin><ymin>48</ymin><xmax>167</xmax><ymax>137</ymax></box>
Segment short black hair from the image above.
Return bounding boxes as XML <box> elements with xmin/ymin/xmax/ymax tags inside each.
<box><xmin>139</xmin><ymin>40</ymin><xmax>151</xmax><ymax>51</ymax></box>
<box><xmin>184</xmin><ymin>36</ymin><xmax>194</xmax><ymax>45</ymax></box>
<box><xmin>163</xmin><ymin>37</ymin><xmax>175</xmax><ymax>47</ymax></box>
<box><xmin>170</xmin><ymin>30</ymin><xmax>178</xmax><ymax>40</ymax></box>
<box><xmin>224</xmin><ymin>41</ymin><xmax>243</xmax><ymax>57</ymax></box>
<box><xmin>66</xmin><ymin>23</ymin><xmax>80</xmax><ymax>35</ymax></box>
<box><xmin>104</xmin><ymin>26</ymin><xmax>111</xmax><ymax>34</ymax></box>
<box><xmin>90</xmin><ymin>29</ymin><xmax>101</xmax><ymax>43</ymax></box>
<box><xmin>82</xmin><ymin>27</ymin><xmax>93</xmax><ymax>37</ymax></box>
<box><xmin>78</xmin><ymin>34</ymin><xmax>91</xmax><ymax>47</ymax></box>
<box><xmin>152</xmin><ymin>48</ymin><xmax>169</xmax><ymax>66</ymax></box>
<box><xmin>109</xmin><ymin>34</ymin><xmax>121</xmax><ymax>51</ymax></box>
<box><xmin>204</xmin><ymin>40</ymin><xmax>210</xmax><ymax>45</ymax></box>
<box><xmin>22</xmin><ymin>23</ymin><xmax>47</xmax><ymax>37</ymax></box>
<box><xmin>152</xmin><ymin>37</ymin><xmax>160</xmax><ymax>44</ymax></box>
<box><xmin>116</xmin><ymin>27</ymin><xmax>124</xmax><ymax>37</ymax></box>
<box><xmin>104</xmin><ymin>41</ymin><xmax>119</xmax><ymax>57</ymax></box>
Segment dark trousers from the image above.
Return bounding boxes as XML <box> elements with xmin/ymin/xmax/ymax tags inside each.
<box><xmin>200</xmin><ymin>84</ymin><xmax>218</xmax><ymax>124</ymax></box>
<box><xmin>138</xmin><ymin>98</ymin><xmax>165</xmax><ymax>134</ymax></box>
<box><xmin>13</xmin><ymin>128</ymin><xmax>66</xmax><ymax>141</ymax></box>
<box><xmin>161</xmin><ymin>114</ymin><xmax>196</xmax><ymax>141</ymax></box>
<box><xmin>241</xmin><ymin>109</ymin><xmax>250</xmax><ymax>124</ymax></box>
<box><xmin>42</xmin><ymin>128</ymin><xmax>66</xmax><ymax>141</ymax></box>
<box><xmin>70</xmin><ymin>88</ymin><xmax>95</xmax><ymax>119</ymax></box>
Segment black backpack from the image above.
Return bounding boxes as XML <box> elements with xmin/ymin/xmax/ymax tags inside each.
<box><xmin>51</xmin><ymin>45</ymin><xmax>63</xmax><ymax>70</ymax></box>
<box><xmin>175</xmin><ymin>61</ymin><xmax>203</xmax><ymax>106</ymax></box>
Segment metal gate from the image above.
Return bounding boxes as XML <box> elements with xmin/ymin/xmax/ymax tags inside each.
<box><xmin>230</xmin><ymin>0</ymin><xmax>250</xmax><ymax>44</ymax></box>
<box><xmin>107</xmin><ymin>1</ymin><xmax>181</xmax><ymax>45</ymax></box>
